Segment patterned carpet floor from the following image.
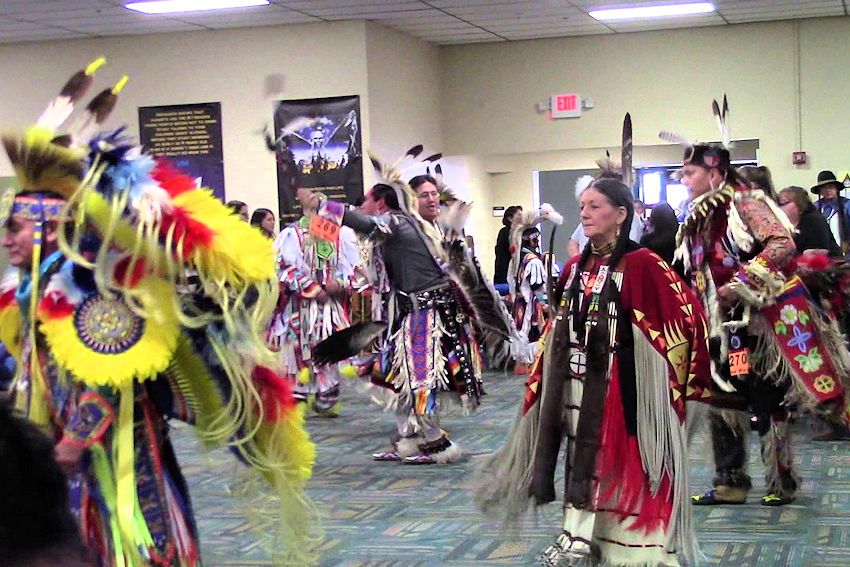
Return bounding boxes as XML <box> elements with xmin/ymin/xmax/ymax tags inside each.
<box><xmin>172</xmin><ymin>371</ymin><xmax>850</xmax><ymax>566</ymax></box>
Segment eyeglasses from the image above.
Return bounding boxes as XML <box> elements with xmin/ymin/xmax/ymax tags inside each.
<box><xmin>416</xmin><ymin>191</ymin><xmax>439</xmax><ymax>200</ymax></box>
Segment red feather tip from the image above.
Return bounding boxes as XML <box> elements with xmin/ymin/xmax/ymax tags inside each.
<box><xmin>798</xmin><ymin>253</ymin><xmax>830</xmax><ymax>271</ymax></box>
<box><xmin>113</xmin><ymin>256</ymin><xmax>149</xmax><ymax>288</ymax></box>
<box><xmin>0</xmin><ymin>289</ymin><xmax>15</xmax><ymax>310</ymax></box>
<box><xmin>159</xmin><ymin>206</ymin><xmax>216</xmax><ymax>256</ymax></box>
<box><xmin>252</xmin><ymin>365</ymin><xmax>297</xmax><ymax>420</ymax></box>
<box><xmin>38</xmin><ymin>291</ymin><xmax>75</xmax><ymax>319</ymax></box>
<box><xmin>151</xmin><ymin>159</ymin><xmax>198</xmax><ymax>198</ymax></box>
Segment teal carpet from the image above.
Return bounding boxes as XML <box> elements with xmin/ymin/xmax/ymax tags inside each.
<box><xmin>171</xmin><ymin>372</ymin><xmax>850</xmax><ymax>566</ymax></box>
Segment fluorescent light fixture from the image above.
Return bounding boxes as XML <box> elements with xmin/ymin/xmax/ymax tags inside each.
<box><xmin>125</xmin><ymin>0</ymin><xmax>269</xmax><ymax>15</ymax></box>
<box><xmin>589</xmin><ymin>2</ymin><xmax>714</xmax><ymax>21</ymax></box>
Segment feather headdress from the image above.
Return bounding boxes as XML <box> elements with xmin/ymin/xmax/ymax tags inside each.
<box><xmin>429</xmin><ymin>163</ymin><xmax>459</xmax><ymax>204</ymax></box>
<box><xmin>0</xmin><ymin>57</ymin><xmax>119</xmax><ymax>206</ymax></box>
<box><xmin>591</xmin><ymin>113</ymin><xmax>635</xmax><ymax>187</ymax></box>
<box><xmin>507</xmin><ymin>203</ymin><xmax>563</xmax><ymax>293</ymax></box>
<box><xmin>367</xmin><ymin>145</ymin><xmax>445</xmax><ymax>257</ymax></box>
<box><xmin>659</xmin><ymin>95</ymin><xmax>733</xmax><ymax>171</ymax></box>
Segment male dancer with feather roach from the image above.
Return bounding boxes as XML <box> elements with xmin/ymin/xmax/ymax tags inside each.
<box><xmin>410</xmin><ymin>168</ymin><xmax>523</xmax><ymax>369</ymax></box>
<box><xmin>662</xmin><ymin>97</ymin><xmax>850</xmax><ymax>507</ymax></box>
<box><xmin>285</xmin><ymin>145</ymin><xmax>492</xmax><ymax>464</ymax></box>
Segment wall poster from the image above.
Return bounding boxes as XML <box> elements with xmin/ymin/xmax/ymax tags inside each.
<box><xmin>138</xmin><ymin>102</ymin><xmax>225</xmax><ymax>199</ymax></box>
<box><xmin>270</xmin><ymin>95</ymin><xmax>362</xmax><ymax>224</ymax></box>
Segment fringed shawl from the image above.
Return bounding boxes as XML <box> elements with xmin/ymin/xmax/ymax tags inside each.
<box><xmin>473</xmin><ymin>247</ymin><xmax>712</xmax><ymax>562</ymax></box>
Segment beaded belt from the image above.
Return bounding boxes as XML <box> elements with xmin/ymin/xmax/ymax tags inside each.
<box><xmin>396</xmin><ymin>283</ymin><xmax>453</xmax><ymax>312</ymax></box>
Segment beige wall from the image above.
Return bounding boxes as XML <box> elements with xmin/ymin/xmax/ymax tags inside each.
<box><xmin>3</xmin><ymin>16</ymin><xmax>850</xmax><ymax>277</ymax></box>
<box><xmin>365</xmin><ymin>22</ymin><xmax>442</xmax><ymax>167</ymax></box>
<box><xmin>800</xmin><ymin>17</ymin><xmax>850</xmax><ymax>176</ymax></box>
<box><xmin>440</xmin><ymin>17</ymin><xmax>850</xmax><ymax>277</ymax></box>
<box><xmin>0</xmin><ymin>20</ymin><xmax>446</xmax><ymax>218</ymax></box>
<box><xmin>0</xmin><ymin>21</ymin><xmax>371</xmax><ymax>217</ymax></box>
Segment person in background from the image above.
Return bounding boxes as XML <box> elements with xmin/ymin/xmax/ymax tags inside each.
<box><xmin>226</xmin><ymin>199</ymin><xmax>249</xmax><ymax>221</ymax></box>
<box><xmin>270</xmin><ymin>188</ymin><xmax>357</xmax><ymax>417</ymax></box>
<box><xmin>639</xmin><ymin>202</ymin><xmax>679</xmax><ymax>264</ymax></box>
<box><xmin>633</xmin><ymin>198</ymin><xmax>646</xmax><ymax>220</ymax></box>
<box><xmin>318</xmin><ymin>178</ymin><xmax>483</xmax><ymax>464</ymax></box>
<box><xmin>0</xmin><ymin>341</ymin><xmax>14</xmax><ymax>399</ymax></box>
<box><xmin>739</xmin><ymin>165</ymin><xmax>780</xmax><ymax>201</ymax></box>
<box><xmin>778</xmin><ymin>185</ymin><xmax>840</xmax><ymax>256</ymax></box>
<box><xmin>567</xmin><ymin>221</ymin><xmax>589</xmax><ymax>260</ymax></box>
<box><xmin>811</xmin><ymin>170</ymin><xmax>850</xmax><ymax>256</ymax></box>
<box><xmin>412</xmin><ymin>173</ymin><xmax>517</xmax><ymax>373</ymax></box>
<box><xmin>494</xmin><ymin>205</ymin><xmax>522</xmax><ymax>284</ymax></box>
<box><xmin>674</xmin><ymin>136</ymin><xmax>850</xmax><ymax>508</ymax></box>
<box><xmin>567</xmin><ymin>176</ymin><xmax>595</xmax><ymax>259</ymax></box>
<box><xmin>251</xmin><ymin>207</ymin><xmax>277</xmax><ymax>239</ymax></box>
<box><xmin>632</xmin><ymin>199</ymin><xmax>646</xmax><ymax>233</ymax></box>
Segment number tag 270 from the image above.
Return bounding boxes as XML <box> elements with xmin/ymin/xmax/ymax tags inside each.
<box><xmin>729</xmin><ymin>349</ymin><xmax>750</xmax><ymax>376</ymax></box>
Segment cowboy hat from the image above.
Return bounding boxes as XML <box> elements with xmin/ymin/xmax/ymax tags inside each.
<box><xmin>811</xmin><ymin>170</ymin><xmax>845</xmax><ymax>194</ymax></box>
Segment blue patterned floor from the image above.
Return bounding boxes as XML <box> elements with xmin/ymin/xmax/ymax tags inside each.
<box><xmin>172</xmin><ymin>372</ymin><xmax>850</xmax><ymax>566</ymax></box>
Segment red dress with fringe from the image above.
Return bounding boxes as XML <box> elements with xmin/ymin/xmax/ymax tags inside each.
<box><xmin>528</xmin><ymin>248</ymin><xmax>712</xmax><ymax>566</ymax></box>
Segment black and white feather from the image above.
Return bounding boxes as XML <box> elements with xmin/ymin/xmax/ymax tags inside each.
<box><xmin>311</xmin><ymin>321</ymin><xmax>388</xmax><ymax>366</ymax></box>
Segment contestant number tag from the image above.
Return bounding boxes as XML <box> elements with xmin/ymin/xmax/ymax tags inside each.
<box><xmin>729</xmin><ymin>349</ymin><xmax>750</xmax><ymax>376</ymax></box>
<box><xmin>309</xmin><ymin>215</ymin><xmax>340</xmax><ymax>242</ymax></box>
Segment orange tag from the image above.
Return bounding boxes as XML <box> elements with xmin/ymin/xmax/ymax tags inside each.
<box><xmin>729</xmin><ymin>349</ymin><xmax>750</xmax><ymax>376</ymax></box>
<box><xmin>309</xmin><ymin>215</ymin><xmax>340</xmax><ymax>243</ymax></box>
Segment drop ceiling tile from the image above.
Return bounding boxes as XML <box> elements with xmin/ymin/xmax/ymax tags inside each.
<box><xmin>315</xmin><ymin>9</ymin><xmax>436</xmax><ymax>20</ymax></box>
<box><xmin>0</xmin><ymin>0</ymin><xmax>844</xmax><ymax>45</ymax></box>
<box><xmin>434</xmin><ymin>37</ymin><xmax>505</xmax><ymax>45</ymax></box>
<box><xmin>178</xmin><ymin>6</ymin><xmax>318</xmax><ymax>26</ymax></box>
<box><xmin>69</xmin><ymin>20</ymin><xmax>205</xmax><ymax>33</ymax></box>
<box><xmin>500</xmin><ymin>28</ymin><xmax>613</xmax><ymax>40</ymax></box>
<box><xmin>285</xmin><ymin>0</ymin><xmax>426</xmax><ymax>15</ymax></box>
<box><xmin>21</xmin><ymin>13</ymin><xmax>159</xmax><ymax>29</ymax></box>
<box><xmin>378</xmin><ymin>12</ymin><xmax>469</xmax><ymax>24</ymax></box>
<box><xmin>478</xmin><ymin>16</ymin><xmax>603</xmax><ymax>31</ymax></box>
<box><xmin>460</xmin><ymin>0</ymin><xmax>573</xmax><ymax>8</ymax></box>
<box><xmin>488</xmin><ymin>22</ymin><xmax>609</xmax><ymax>34</ymax></box>
<box><xmin>718</xmin><ymin>0</ymin><xmax>842</xmax><ymax>8</ymax></box>
<box><xmin>0</xmin><ymin>29</ymin><xmax>94</xmax><ymax>43</ymax></box>
<box><xmin>278</xmin><ymin>0</ymin><xmax>425</xmax><ymax>8</ymax></box>
<box><xmin>0</xmin><ymin>20</ymin><xmax>47</xmax><ymax>32</ymax></box>
<box><xmin>0</xmin><ymin>0</ymin><xmax>110</xmax><ymax>14</ymax></box>
<box><xmin>605</xmin><ymin>14</ymin><xmax>727</xmax><ymax>32</ymax></box>
<box><xmin>570</xmin><ymin>0</ymin><xmax>690</xmax><ymax>7</ymax></box>
<box><xmin>392</xmin><ymin>22</ymin><xmax>484</xmax><ymax>34</ymax></box>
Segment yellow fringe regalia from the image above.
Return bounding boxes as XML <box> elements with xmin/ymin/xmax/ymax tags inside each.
<box><xmin>0</xmin><ymin>58</ymin><xmax>320</xmax><ymax>566</ymax></box>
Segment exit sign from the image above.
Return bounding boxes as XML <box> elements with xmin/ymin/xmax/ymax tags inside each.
<box><xmin>550</xmin><ymin>93</ymin><xmax>582</xmax><ymax>118</ymax></box>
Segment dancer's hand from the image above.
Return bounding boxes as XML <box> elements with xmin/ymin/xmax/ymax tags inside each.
<box><xmin>324</xmin><ymin>279</ymin><xmax>343</xmax><ymax>297</ymax></box>
<box><xmin>54</xmin><ymin>437</ymin><xmax>85</xmax><ymax>475</ymax></box>
<box><xmin>716</xmin><ymin>283</ymin><xmax>736</xmax><ymax>307</ymax></box>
